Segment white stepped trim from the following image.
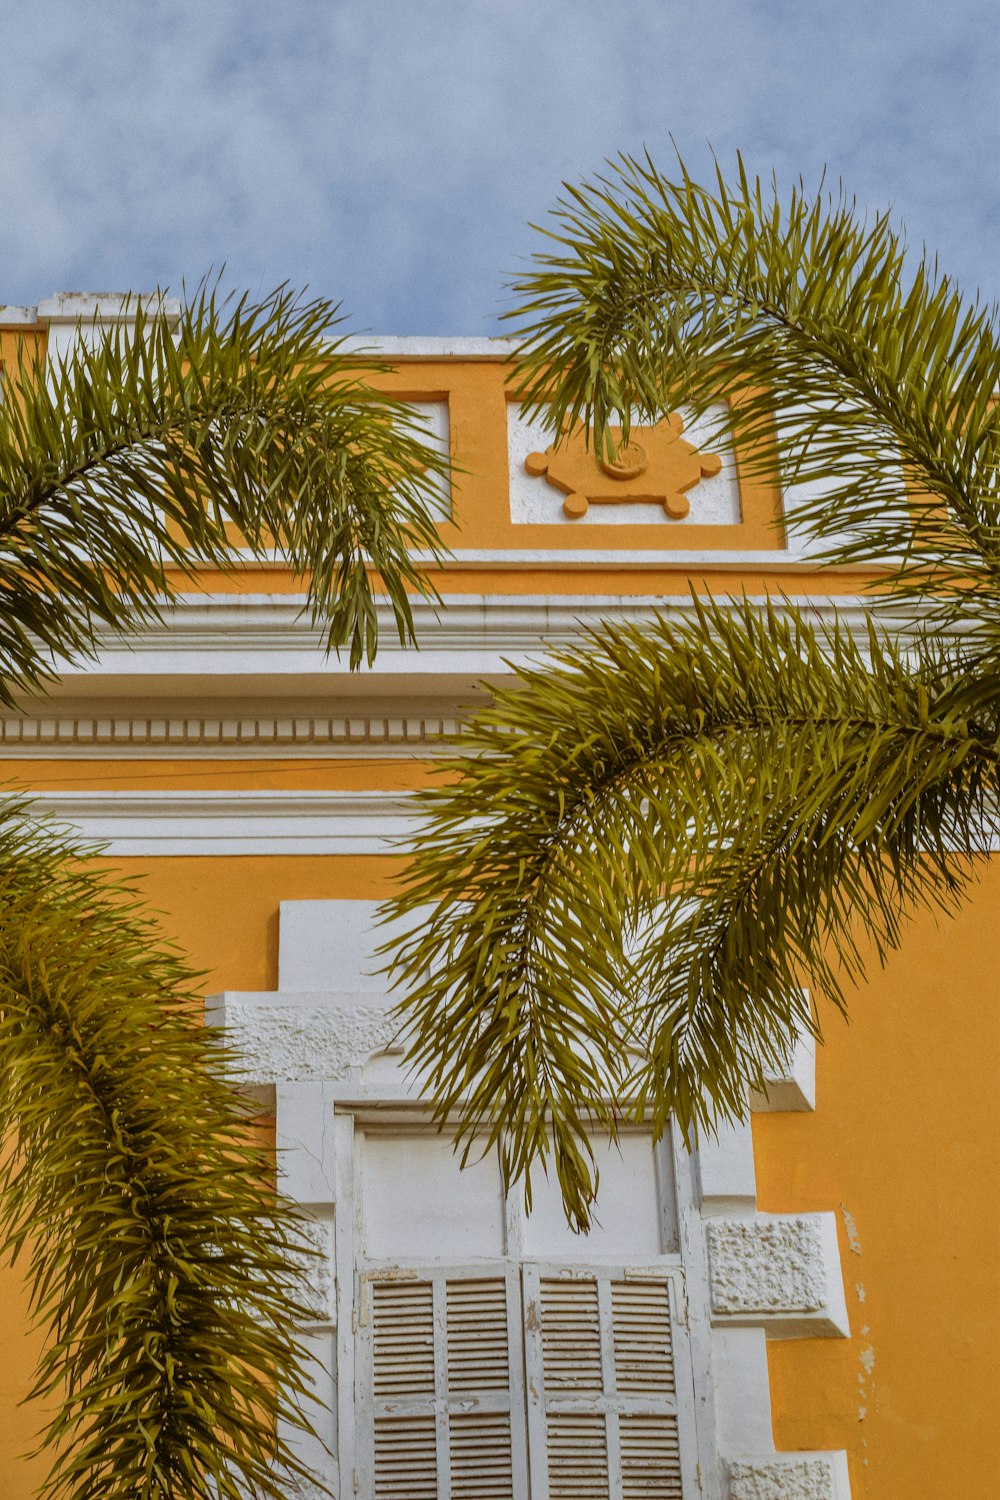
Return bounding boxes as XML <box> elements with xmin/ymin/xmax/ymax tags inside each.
<box><xmin>29</xmin><ymin>591</ymin><xmax>935</xmax><ymax>702</ymax></box>
<box><xmin>29</xmin><ymin>789</ymin><xmax>415</xmax><ymax>856</ymax></box>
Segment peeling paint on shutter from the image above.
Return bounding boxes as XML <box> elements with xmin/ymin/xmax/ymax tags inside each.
<box><xmin>447</xmin><ymin>1278</ymin><xmax>510</xmax><ymax>1391</ymax></box>
<box><xmin>612</xmin><ymin>1280</ymin><xmax>675</xmax><ymax>1394</ymax></box>
<box><xmin>359</xmin><ymin>1262</ymin><xmax>694</xmax><ymax>1497</ymax></box>
<box><xmin>451</xmin><ymin>1411</ymin><xmax>515</xmax><ymax>1497</ymax></box>
<box><xmin>372</xmin><ymin>1280</ymin><xmax>435</xmax><ymax>1396</ymax></box>
<box><xmin>374</xmin><ymin>1413</ymin><xmax>438</xmax><ymax>1498</ymax></box>
<box><xmin>620</xmin><ymin>1414</ymin><xmax>683</xmax><ymax>1499</ymax></box>
<box><xmin>447</xmin><ymin>1279</ymin><xmax>517</xmax><ymax>1498</ymax></box>
<box><xmin>540</xmin><ymin>1277</ymin><xmax>603</xmax><ymax>1391</ymax></box>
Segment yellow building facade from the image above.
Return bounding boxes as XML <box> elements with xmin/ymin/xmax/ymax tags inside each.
<box><xmin>0</xmin><ymin>297</ymin><xmax>997</xmax><ymax>1498</ymax></box>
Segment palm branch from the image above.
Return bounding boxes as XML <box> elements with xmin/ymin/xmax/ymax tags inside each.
<box><xmin>382</xmin><ymin>155</ymin><xmax>1000</xmax><ymax>1232</ymax></box>
<box><xmin>0</xmin><ymin>802</ymin><xmax>321</xmax><ymax>1498</ymax></box>
<box><xmin>0</xmin><ymin>288</ymin><xmax>450</xmax><ymax>1496</ymax></box>
<box><xmin>0</xmin><ymin>284</ymin><xmax>448</xmax><ymax>685</ymax></box>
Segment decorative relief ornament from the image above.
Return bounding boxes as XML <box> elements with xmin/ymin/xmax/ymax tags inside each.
<box><xmin>524</xmin><ymin>411</ymin><xmax>722</xmax><ymax>519</ymax></box>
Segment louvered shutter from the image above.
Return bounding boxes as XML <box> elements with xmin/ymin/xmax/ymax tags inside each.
<box><xmin>356</xmin><ymin>1265</ymin><xmax>529</xmax><ymax>1499</ymax></box>
<box><xmin>522</xmin><ymin>1264</ymin><xmax>697</xmax><ymax>1500</ymax></box>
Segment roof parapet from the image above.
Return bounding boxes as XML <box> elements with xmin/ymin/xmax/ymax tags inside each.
<box><xmin>36</xmin><ymin>291</ymin><xmax>181</xmax><ymax>325</ymax></box>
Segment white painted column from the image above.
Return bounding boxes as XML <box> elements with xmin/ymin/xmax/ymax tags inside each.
<box><xmin>275</xmin><ymin>1080</ymin><xmax>339</xmax><ymax>1497</ymax></box>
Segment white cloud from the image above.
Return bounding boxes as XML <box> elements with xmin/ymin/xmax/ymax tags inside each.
<box><xmin>0</xmin><ymin>0</ymin><xmax>995</xmax><ymax>330</ymax></box>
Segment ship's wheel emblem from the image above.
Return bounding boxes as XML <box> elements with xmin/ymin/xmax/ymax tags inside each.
<box><xmin>524</xmin><ymin>412</ymin><xmax>722</xmax><ymax>519</ymax></box>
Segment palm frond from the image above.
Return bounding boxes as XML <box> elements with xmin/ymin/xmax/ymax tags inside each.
<box><xmin>0</xmin><ymin>284</ymin><xmax>449</xmax><ymax>694</ymax></box>
<box><xmin>506</xmin><ymin>153</ymin><xmax>1000</xmax><ymax>620</ymax></box>
<box><xmin>382</xmin><ymin>598</ymin><xmax>999</xmax><ymax>1229</ymax></box>
<box><xmin>0</xmin><ymin>796</ymin><xmax>323</xmax><ymax>1498</ymax></box>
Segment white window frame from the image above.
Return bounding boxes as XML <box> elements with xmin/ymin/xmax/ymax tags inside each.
<box><xmin>334</xmin><ymin>1108</ymin><xmax>715</xmax><ymax>1498</ymax></box>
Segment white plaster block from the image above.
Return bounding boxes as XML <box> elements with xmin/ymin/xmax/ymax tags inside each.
<box><xmin>211</xmin><ymin>991</ymin><xmax>397</xmax><ymax>1084</ymax></box>
<box><xmin>727</xmin><ymin>1451</ymin><xmax>851</xmax><ymax>1500</ymax></box>
<box><xmin>697</xmin><ymin>1118</ymin><xmax>758</xmax><ymax>1216</ymax></box>
<box><xmin>275</xmin><ymin>1327</ymin><xmax>337</xmax><ymax>1495</ymax></box>
<box><xmin>276</xmin><ymin>1081</ymin><xmax>337</xmax><ymax>1203</ymax></box>
<box><xmin>711</xmin><ymin>1326</ymin><xmax>775</xmax><ymax>1457</ymax></box>
<box><xmin>279</xmin><ymin>898</ymin><xmax>426</xmax><ymax>994</ymax></box>
<box><xmin>707</xmin><ymin>1213</ymin><xmax>850</xmax><ymax>1338</ymax></box>
<box><xmin>750</xmin><ymin>1030</ymin><xmax>817</xmax><ymax>1113</ymax></box>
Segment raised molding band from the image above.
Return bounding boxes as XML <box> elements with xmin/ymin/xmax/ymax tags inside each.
<box><xmin>0</xmin><ymin>712</ymin><xmax>462</xmax><ymax>757</ymax></box>
<box><xmin>28</xmin><ymin>790</ymin><xmax>417</xmax><ymax>855</ymax></box>
<box><xmin>31</xmin><ymin>593</ymin><xmax>927</xmax><ymax>696</ymax></box>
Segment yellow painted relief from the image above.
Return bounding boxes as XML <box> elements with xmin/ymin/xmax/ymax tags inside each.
<box><xmin>524</xmin><ymin>413</ymin><xmax>722</xmax><ymax>519</ymax></box>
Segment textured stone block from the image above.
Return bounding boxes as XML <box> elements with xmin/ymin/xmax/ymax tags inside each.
<box><xmin>708</xmin><ymin>1214</ymin><xmax>850</xmax><ymax>1337</ymax></box>
<box><xmin>727</xmin><ymin>1452</ymin><xmax>850</xmax><ymax>1499</ymax></box>
<box><xmin>211</xmin><ymin>993</ymin><xmax>396</xmax><ymax>1083</ymax></box>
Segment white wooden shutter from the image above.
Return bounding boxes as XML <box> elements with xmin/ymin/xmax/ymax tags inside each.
<box><xmin>356</xmin><ymin>1265</ymin><xmax>529</xmax><ymax>1500</ymax></box>
<box><xmin>522</xmin><ymin>1264</ymin><xmax>697</xmax><ymax>1500</ymax></box>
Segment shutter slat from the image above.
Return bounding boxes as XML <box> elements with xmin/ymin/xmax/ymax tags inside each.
<box><xmin>447</xmin><ymin>1279</ymin><xmax>510</xmax><ymax>1393</ymax></box>
<box><xmin>546</xmin><ymin>1412</ymin><xmax>610</xmax><ymax>1498</ymax></box>
<box><xmin>372</xmin><ymin>1280</ymin><xmax>435</xmax><ymax>1397</ymax></box>
<box><xmin>451</xmin><ymin>1411</ymin><xmax>515</xmax><ymax>1498</ymax></box>
<box><xmin>612</xmin><ymin>1280</ymin><xmax>675</xmax><ymax>1395</ymax></box>
<box><xmin>374</xmin><ymin>1414</ymin><xmax>437</xmax><ymax>1498</ymax></box>
<box><xmin>540</xmin><ymin>1278</ymin><xmax>603</xmax><ymax>1391</ymax></box>
<box><xmin>620</xmin><ymin>1414</ymin><xmax>683</xmax><ymax>1499</ymax></box>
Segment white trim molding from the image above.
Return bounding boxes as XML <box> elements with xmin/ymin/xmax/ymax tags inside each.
<box><xmin>208</xmin><ymin>899</ymin><xmax>852</xmax><ymax>1498</ymax></box>
<box><xmin>28</xmin><ymin>790</ymin><xmax>416</xmax><ymax>856</ymax></box>
<box><xmin>28</xmin><ymin>592</ymin><xmax>926</xmax><ymax>697</ymax></box>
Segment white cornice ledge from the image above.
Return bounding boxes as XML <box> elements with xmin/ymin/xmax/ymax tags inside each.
<box><xmin>28</xmin><ymin>790</ymin><xmax>417</xmax><ymax>856</ymax></box>
<box><xmin>338</xmin><ymin>335</ymin><xmax>518</xmax><ymax>359</ymax></box>
<box><xmin>36</xmin><ymin>292</ymin><xmax>181</xmax><ymax>324</ymax></box>
<box><xmin>40</xmin><ymin>592</ymin><xmax>932</xmax><ymax>693</ymax></box>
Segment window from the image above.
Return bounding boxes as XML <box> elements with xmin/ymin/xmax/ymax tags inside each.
<box><xmin>337</xmin><ymin>1119</ymin><xmax>701</xmax><ymax>1499</ymax></box>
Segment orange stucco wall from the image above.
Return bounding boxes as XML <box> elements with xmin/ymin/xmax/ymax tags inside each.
<box><xmin>756</xmin><ymin>872</ymin><xmax>1000</xmax><ymax>1498</ymax></box>
<box><xmin>2</xmin><ymin>844</ymin><xmax>997</xmax><ymax>1495</ymax></box>
<box><xmin>0</xmin><ymin>336</ymin><xmax>995</xmax><ymax>1496</ymax></box>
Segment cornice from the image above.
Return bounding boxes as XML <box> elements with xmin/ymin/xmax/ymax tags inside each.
<box><xmin>40</xmin><ymin>590</ymin><xmax>920</xmax><ymax>672</ymax></box>
<box><xmin>0</xmin><ymin>592</ymin><xmax>936</xmax><ymax>759</ymax></box>
<box><xmin>338</xmin><ymin>335</ymin><xmax>518</xmax><ymax>359</ymax></box>
<box><xmin>29</xmin><ymin>789</ymin><xmax>416</xmax><ymax>856</ymax></box>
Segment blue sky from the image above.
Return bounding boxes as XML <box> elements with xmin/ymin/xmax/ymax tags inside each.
<box><xmin>1</xmin><ymin>1</ymin><xmax>996</xmax><ymax>333</ymax></box>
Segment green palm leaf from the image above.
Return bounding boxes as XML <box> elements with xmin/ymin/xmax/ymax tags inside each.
<box><xmin>384</xmin><ymin>598</ymin><xmax>998</xmax><ymax>1231</ymax></box>
<box><xmin>0</xmin><ymin>285</ymin><xmax>449</xmax><ymax>686</ymax></box>
<box><xmin>383</xmin><ymin>155</ymin><xmax>1000</xmax><ymax>1231</ymax></box>
<box><xmin>507</xmin><ymin>152</ymin><xmax>999</xmax><ymax>620</ymax></box>
<box><xmin>0</xmin><ymin>799</ymin><xmax>320</xmax><ymax>1498</ymax></box>
<box><xmin>0</xmin><ymin>288</ymin><xmax>450</xmax><ymax>1495</ymax></box>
